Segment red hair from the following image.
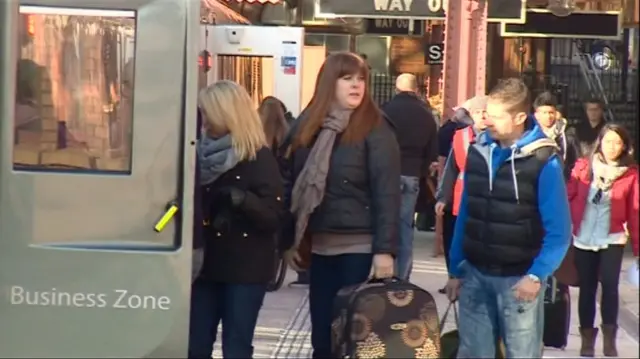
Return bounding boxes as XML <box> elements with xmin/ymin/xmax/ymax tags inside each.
<box><xmin>294</xmin><ymin>52</ymin><xmax>382</xmax><ymax>149</ymax></box>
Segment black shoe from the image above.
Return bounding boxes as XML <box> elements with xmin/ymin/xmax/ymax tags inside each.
<box><xmin>438</xmin><ymin>287</ymin><xmax>446</xmax><ymax>294</ymax></box>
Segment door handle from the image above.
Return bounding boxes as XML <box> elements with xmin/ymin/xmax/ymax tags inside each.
<box><xmin>154</xmin><ymin>200</ymin><xmax>179</xmax><ymax>232</ymax></box>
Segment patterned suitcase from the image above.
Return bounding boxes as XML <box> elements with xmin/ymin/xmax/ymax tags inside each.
<box><xmin>330</xmin><ymin>277</ymin><xmax>440</xmax><ymax>358</ymax></box>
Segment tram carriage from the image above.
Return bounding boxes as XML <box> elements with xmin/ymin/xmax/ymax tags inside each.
<box><xmin>0</xmin><ymin>0</ymin><xmax>303</xmax><ymax>357</ymax></box>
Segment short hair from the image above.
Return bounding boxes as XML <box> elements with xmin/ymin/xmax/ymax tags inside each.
<box><xmin>584</xmin><ymin>97</ymin><xmax>604</xmax><ymax>108</ymax></box>
<box><xmin>488</xmin><ymin>77</ymin><xmax>531</xmax><ymax>114</ymax></box>
<box><xmin>533</xmin><ymin>91</ymin><xmax>558</xmax><ymax>109</ymax></box>
<box><xmin>395</xmin><ymin>73</ymin><xmax>418</xmax><ymax>92</ymax></box>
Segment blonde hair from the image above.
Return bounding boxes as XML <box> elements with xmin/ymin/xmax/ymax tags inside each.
<box><xmin>488</xmin><ymin>78</ymin><xmax>531</xmax><ymax>114</ymax></box>
<box><xmin>198</xmin><ymin>80</ymin><xmax>266</xmax><ymax>161</ymax></box>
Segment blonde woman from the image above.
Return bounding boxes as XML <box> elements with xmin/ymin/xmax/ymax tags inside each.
<box><xmin>189</xmin><ymin>80</ymin><xmax>284</xmax><ymax>359</ymax></box>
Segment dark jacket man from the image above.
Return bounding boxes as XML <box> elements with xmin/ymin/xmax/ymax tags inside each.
<box><xmin>382</xmin><ymin>91</ymin><xmax>438</xmax><ymax>177</ymax></box>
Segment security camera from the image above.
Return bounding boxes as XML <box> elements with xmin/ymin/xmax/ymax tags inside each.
<box><xmin>225</xmin><ymin>28</ymin><xmax>243</xmax><ymax>44</ymax></box>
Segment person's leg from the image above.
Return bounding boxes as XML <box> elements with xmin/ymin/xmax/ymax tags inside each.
<box><xmin>339</xmin><ymin>253</ymin><xmax>374</xmax><ymax>286</ymax></box>
<box><xmin>220</xmin><ymin>283</ymin><xmax>268</xmax><ymax>358</ymax></box>
<box><xmin>457</xmin><ymin>264</ymin><xmax>500</xmax><ymax>358</ymax></box>
<box><xmin>438</xmin><ymin>211</ymin><xmax>456</xmax><ymax>294</ymax></box>
<box><xmin>598</xmin><ymin>245</ymin><xmax>625</xmax><ymax>357</ymax></box>
<box><xmin>309</xmin><ymin>254</ymin><xmax>340</xmax><ymax>358</ymax></box>
<box><xmin>574</xmin><ymin>247</ymin><xmax>601</xmax><ymax>357</ymax></box>
<box><xmin>396</xmin><ymin>176</ymin><xmax>420</xmax><ymax>280</ymax></box>
<box><xmin>309</xmin><ymin>253</ymin><xmax>373</xmax><ymax>358</ymax></box>
<box><xmin>495</xmin><ymin>274</ymin><xmax>545</xmax><ymax>357</ymax></box>
<box><xmin>188</xmin><ymin>279</ymin><xmax>222</xmax><ymax>359</ymax></box>
<box><xmin>442</xmin><ymin>212</ymin><xmax>456</xmax><ymax>271</ymax></box>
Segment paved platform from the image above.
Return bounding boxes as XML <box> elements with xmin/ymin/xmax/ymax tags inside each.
<box><xmin>212</xmin><ymin>231</ymin><xmax>639</xmax><ymax>358</ymax></box>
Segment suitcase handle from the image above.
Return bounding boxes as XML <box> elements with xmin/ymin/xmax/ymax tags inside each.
<box><xmin>439</xmin><ymin>300</ymin><xmax>459</xmax><ymax>331</ymax></box>
<box><xmin>366</xmin><ymin>276</ymin><xmax>405</xmax><ymax>285</ymax></box>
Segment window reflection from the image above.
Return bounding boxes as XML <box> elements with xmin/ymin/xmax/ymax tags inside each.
<box><xmin>14</xmin><ymin>7</ymin><xmax>136</xmax><ymax>173</ymax></box>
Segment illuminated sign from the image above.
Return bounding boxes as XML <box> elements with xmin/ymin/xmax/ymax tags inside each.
<box><xmin>198</xmin><ymin>50</ymin><xmax>212</xmax><ymax>73</ymax></box>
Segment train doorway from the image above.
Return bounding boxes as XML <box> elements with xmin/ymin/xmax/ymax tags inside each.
<box><xmin>201</xmin><ymin>25</ymin><xmax>304</xmax><ymax>116</ymax></box>
<box><xmin>0</xmin><ymin>0</ymin><xmax>199</xmax><ymax>357</ymax></box>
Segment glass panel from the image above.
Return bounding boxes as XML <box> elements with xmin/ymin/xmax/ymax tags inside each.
<box><xmin>14</xmin><ymin>6</ymin><xmax>135</xmax><ymax>173</ymax></box>
<box><xmin>217</xmin><ymin>55</ymin><xmax>272</xmax><ymax>107</ymax></box>
<box><xmin>355</xmin><ymin>35</ymin><xmax>389</xmax><ymax>74</ymax></box>
<box><xmin>325</xmin><ymin>34</ymin><xmax>350</xmax><ymax>53</ymax></box>
<box><xmin>304</xmin><ymin>33</ymin><xmax>325</xmax><ymax>46</ymax></box>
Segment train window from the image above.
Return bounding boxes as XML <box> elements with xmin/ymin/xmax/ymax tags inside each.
<box><xmin>13</xmin><ymin>6</ymin><xmax>136</xmax><ymax>174</ymax></box>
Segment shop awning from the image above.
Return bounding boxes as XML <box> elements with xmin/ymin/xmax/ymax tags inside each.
<box><xmin>202</xmin><ymin>0</ymin><xmax>251</xmax><ymax>24</ymax></box>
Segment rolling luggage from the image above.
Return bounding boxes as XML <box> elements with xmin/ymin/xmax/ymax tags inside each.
<box><xmin>543</xmin><ymin>276</ymin><xmax>571</xmax><ymax>349</ymax></box>
<box><xmin>330</xmin><ymin>277</ymin><xmax>441</xmax><ymax>358</ymax></box>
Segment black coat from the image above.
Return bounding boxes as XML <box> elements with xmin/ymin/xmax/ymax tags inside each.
<box><xmin>280</xmin><ymin>115</ymin><xmax>401</xmax><ymax>256</ymax></box>
<box><xmin>382</xmin><ymin>92</ymin><xmax>438</xmax><ymax>177</ymax></box>
<box><xmin>199</xmin><ymin>147</ymin><xmax>284</xmax><ymax>284</ymax></box>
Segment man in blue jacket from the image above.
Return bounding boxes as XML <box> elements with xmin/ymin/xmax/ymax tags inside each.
<box><xmin>444</xmin><ymin>78</ymin><xmax>571</xmax><ymax>357</ymax></box>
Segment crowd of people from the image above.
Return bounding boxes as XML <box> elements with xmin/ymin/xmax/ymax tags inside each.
<box><xmin>187</xmin><ymin>51</ymin><xmax>638</xmax><ymax>358</ymax></box>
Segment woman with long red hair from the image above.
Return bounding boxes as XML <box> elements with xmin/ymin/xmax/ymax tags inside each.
<box><xmin>280</xmin><ymin>52</ymin><xmax>400</xmax><ymax>357</ymax></box>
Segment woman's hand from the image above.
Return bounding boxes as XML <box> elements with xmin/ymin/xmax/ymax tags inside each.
<box><xmin>283</xmin><ymin>248</ymin><xmax>303</xmax><ymax>272</ymax></box>
<box><xmin>373</xmin><ymin>253</ymin><xmax>394</xmax><ymax>279</ymax></box>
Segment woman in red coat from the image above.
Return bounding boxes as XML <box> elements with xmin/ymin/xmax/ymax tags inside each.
<box><xmin>567</xmin><ymin>123</ymin><xmax>639</xmax><ymax>357</ymax></box>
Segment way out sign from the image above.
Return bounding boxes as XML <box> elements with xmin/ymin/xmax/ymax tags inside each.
<box><xmin>425</xmin><ymin>43</ymin><xmax>444</xmax><ymax>65</ymax></box>
<box><xmin>316</xmin><ymin>0</ymin><xmax>446</xmax><ymax>19</ymax></box>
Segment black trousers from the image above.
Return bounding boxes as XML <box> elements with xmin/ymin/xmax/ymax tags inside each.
<box><xmin>442</xmin><ymin>211</ymin><xmax>457</xmax><ymax>271</ymax></box>
<box><xmin>574</xmin><ymin>245</ymin><xmax>625</xmax><ymax>328</ymax></box>
<box><xmin>309</xmin><ymin>254</ymin><xmax>372</xmax><ymax>358</ymax></box>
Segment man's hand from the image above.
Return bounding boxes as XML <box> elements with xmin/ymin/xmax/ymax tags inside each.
<box><xmin>445</xmin><ymin>278</ymin><xmax>462</xmax><ymax>302</ymax></box>
<box><xmin>435</xmin><ymin>201</ymin><xmax>446</xmax><ymax>217</ymax></box>
<box><xmin>373</xmin><ymin>253</ymin><xmax>394</xmax><ymax>279</ymax></box>
<box><xmin>512</xmin><ymin>276</ymin><xmax>542</xmax><ymax>302</ymax></box>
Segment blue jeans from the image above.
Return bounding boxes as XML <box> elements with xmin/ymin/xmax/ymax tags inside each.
<box><xmin>188</xmin><ymin>279</ymin><xmax>267</xmax><ymax>358</ymax></box>
<box><xmin>457</xmin><ymin>262</ymin><xmax>545</xmax><ymax>358</ymax></box>
<box><xmin>309</xmin><ymin>253</ymin><xmax>372</xmax><ymax>358</ymax></box>
<box><xmin>396</xmin><ymin>175</ymin><xmax>420</xmax><ymax>280</ymax></box>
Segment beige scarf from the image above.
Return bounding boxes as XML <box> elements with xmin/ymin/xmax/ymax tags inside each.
<box><xmin>290</xmin><ymin>108</ymin><xmax>352</xmax><ymax>249</ymax></box>
<box><xmin>591</xmin><ymin>154</ymin><xmax>628</xmax><ymax>192</ymax></box>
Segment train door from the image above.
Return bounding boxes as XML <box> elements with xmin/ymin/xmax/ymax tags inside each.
<box><xmin>201</xmin><ymin>25</ymin><xmax>304</xmax><ymax>116</ymax></box>
<box><xmin>0</xmin><ymin>0</ymin><xmax>199</xmax><ymax>357</ymax></box>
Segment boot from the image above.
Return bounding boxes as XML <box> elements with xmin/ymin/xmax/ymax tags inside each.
<box><xmin>579</xmin><ymin>327</ymin><xmax>598</xmax><ymax>357</ymax></box>
<box><xmin>601</xmin><ymin>324</ymin><xmax>619</xmax><ymax>357</ymax></box>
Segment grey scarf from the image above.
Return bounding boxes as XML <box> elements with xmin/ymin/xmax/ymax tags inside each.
<box><xmin>290</xmin><ymin>108</ymin><xmax>352</xmax><ymax>248</ymax></box>
<box><xmin>592</xmin><ymin>154</ymin><xmax>628</xmax><ymax>192</ymax></box>
<box><xmin>197</xmin><ymin>134</ymin><xmax>240</xmax><ymax>185</ymax></box>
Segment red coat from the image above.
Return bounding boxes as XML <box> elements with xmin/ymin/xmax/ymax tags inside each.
<box><xmin>567</xmin><ymin>158</ymin><xmax>639</xmax><ymax>256</ymax></box>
